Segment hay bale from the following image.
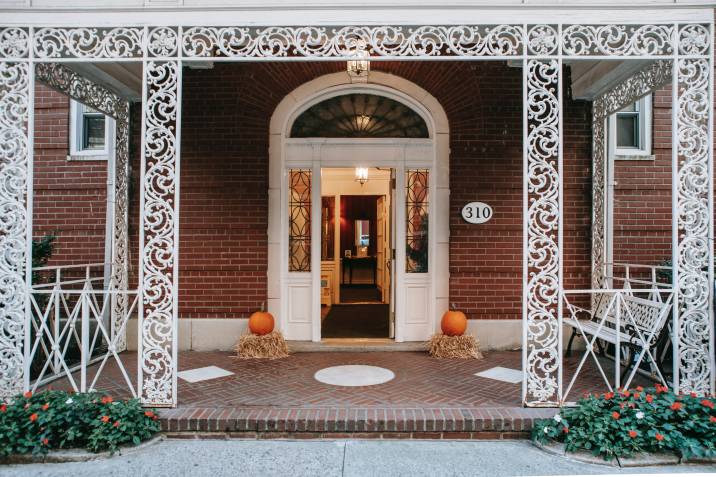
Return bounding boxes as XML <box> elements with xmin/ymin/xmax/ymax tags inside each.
<box><xmin>235</xmin><ymin>331</ymin><xmax>289</xmax><ymax>359</ymax></box>
<box><xmin>428</xmin><ymin>333</ymin><xmax>483</xmax><ymax>359</ymax></box>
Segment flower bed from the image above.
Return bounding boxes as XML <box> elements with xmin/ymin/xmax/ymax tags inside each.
<box><xmin>0</xmin><ymin>390</ymin><xmax>160</xmax><ymax>456</ymax></box>
<box><xmin>532</xmin><ymin>385</ymin><xmax>716</xmax><ymax>461</ymax></box>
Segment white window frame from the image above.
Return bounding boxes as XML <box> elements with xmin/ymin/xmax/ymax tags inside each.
<box><xmin>608</xmin><ymin>94</ymin><xmax>653</xmax><ymax>160</ymax></box>
<box><xmin>68</xmin><ymin>99</ymin><xmax>115</xmax><ymax>161</ymax></box>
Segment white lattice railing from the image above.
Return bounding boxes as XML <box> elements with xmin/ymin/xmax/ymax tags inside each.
<box><xmin>605</xmin><ymin>262</ymin><xmax>673</xmax><ymax>298</ymax></box>
<box><xmin>28</xmin><ymin>263</ymin><xmax>138</xmax><ymax>397</ymax></box>
<box><xmin>561</xmin><ymin>285</ymin><xmax>674</xmax><ymax>405</ymax></box>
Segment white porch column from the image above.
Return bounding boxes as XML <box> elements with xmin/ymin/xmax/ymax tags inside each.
<box><xmin>138</xmin><ymin>60</ymin><xmax>182</xmax><ymax>406</ymax></box>
<box><xmin>672</xmin><ymin>25</ymin><xmax>715</xmax><ymax>394</ymax></box>
<box><xmin>110</xmin><ymin>104</ymin><xmax>131</xmax><ymax>352</ymax></box>
<box><xmin>523</xmin><ymin>58</ymin><xmax>563</xmax><ymax>406</ymax></box>
<box><xmin>0</xmin><ymin>56</ymin><xmax>32</xmax><ymax>399</ymax></box>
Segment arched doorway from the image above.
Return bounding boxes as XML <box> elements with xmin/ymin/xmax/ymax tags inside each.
<box><xmin>267</xmin><ymin>72</ymin><xmax>450</xmax><ymax>342</ymax></box>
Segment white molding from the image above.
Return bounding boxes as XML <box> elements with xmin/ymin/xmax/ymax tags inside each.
<box><xmin>0</xmin><ymin>8</ymin><xmax>713</xmax><ymax>27</ymax></box>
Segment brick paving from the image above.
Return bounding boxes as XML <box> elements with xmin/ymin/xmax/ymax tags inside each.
<box><xmin>42</xmin><ymin>350</ymin><xmax>646</xmax><ymax>438</ymax></box>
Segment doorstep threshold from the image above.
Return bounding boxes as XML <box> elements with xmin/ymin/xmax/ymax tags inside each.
<box><xmin>289</xmin><ymin>339</ymin><xmax>427</xmax><ymax>352</ymax></box>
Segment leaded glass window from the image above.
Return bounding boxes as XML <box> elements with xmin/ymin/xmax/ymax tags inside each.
<box><xmin>406</xmin><ymin>169</ymin><xmax>429</xmax><ymax>273</ymax></box>
<box><xmin>290</xmin><ymin>94</ymin><xmax>429</xmax><ymax>138</ymax></box>
<box><xmin>289</xmin><ymin>169</ymin><xmax>311</xmax><ymax>272</ymax></box>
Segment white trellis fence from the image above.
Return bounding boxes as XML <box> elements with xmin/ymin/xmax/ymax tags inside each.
<box><xmin>28</xmin><ymin>263</ymin><xmax>138</xmax><ymax>397</ymax></box>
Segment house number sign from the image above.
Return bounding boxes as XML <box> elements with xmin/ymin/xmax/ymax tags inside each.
<box><xmin>461</xmin><ymin>202</ymin><xmax>493</xmax><ymax>224</ymax></box>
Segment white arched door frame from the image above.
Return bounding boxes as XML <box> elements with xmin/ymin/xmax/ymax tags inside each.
<box><xmin>268</xmin><ymin>71</ymin><xmax>450</xmax><ymax>342</ymax></box>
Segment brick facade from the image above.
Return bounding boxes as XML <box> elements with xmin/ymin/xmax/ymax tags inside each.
<box><xmin>32</xmin><ymin>61</ymin><xmax>683</xmax><ymax>323</ymax></box>
<box><xmin>32</xmin><ymin>83</ymin><xmax>108</xmax><ymax>268</ymax></box>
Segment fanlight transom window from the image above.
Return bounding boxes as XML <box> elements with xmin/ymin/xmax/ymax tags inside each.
<box><xmin>290</xmin><ymin>93</ymin><xmax>429</xmax><ymax>138</ymax></box>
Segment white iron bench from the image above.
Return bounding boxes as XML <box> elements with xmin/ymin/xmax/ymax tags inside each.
<box><xmin>564</xmin><ymin>292</ymin><xmax>673</xmax><ymax>386</ymax></box>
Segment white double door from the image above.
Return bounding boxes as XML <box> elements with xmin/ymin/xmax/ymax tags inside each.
<box><xmin>281</xmin><ymin>140</ymin><xmax>435</xmax><ymax>342</ymax></box>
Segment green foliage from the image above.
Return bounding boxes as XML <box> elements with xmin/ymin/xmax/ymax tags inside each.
<box><xmin>31</xmin><ymin>234</ymin><xmax>56</xmax><ymax>286</ymax></box>
<box><xmin>532</xmin><ymin>385</ymin><xmax>716</xmax><ymax>460</ymax></box>
<box><xmin>0</xmin><ymin>390</ymin><xmax>160</xmax><ymax>456</ymax></box>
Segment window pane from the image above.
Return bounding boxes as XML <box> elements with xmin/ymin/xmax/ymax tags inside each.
<box><xmin>406</xmin><ymin>169</ymin><xmax>429</xmax><ymax>273</ymax></box>
<box><xmin>289</xmin><ymin>169</ymin><xmax>311</xmax><ymax>272</ymax></box>
<box><xmin>82</xmin><ymin>114</ymin><xmax>105</xmax><ymax>150</ymax></box>
<box><xmin>616</xmin><ymin>114</ymin><xmax>639</xmax><ymax>149</ymax></box>
<box><xmin>321</xmin><ymin>196</ymin><xmax>335</xmax><ymax>261</ymax></box>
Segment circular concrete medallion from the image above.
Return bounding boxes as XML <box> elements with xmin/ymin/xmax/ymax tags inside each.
<box><xmin>314</xmin><ymin>365</ymin><xmax>395</xmax><ymax>387</ymax></box>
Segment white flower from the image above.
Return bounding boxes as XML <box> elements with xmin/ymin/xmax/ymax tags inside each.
<box><xmin>65</xmin><ymin>398</ymin><xmax>73</xmax><ymax>405</ymax></box>
<box><xmin>553</xmin><ymin>414</ymin><xmax>562</xmax><ymax>423</ymax></box>
<box><xmin>543</xmin><ymin>427</ymin><xmax>551</xmax><ymax>434</ymax></box>
<box><xmin>635</xmin><ymin>411</ymin><xmax>645</xmax><ymax>420</ymax></box>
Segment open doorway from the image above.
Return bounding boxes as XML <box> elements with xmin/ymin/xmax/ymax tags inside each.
<box><xmin>320</xmin><ymin>168</ymin><xmax>394</xmax><ymax>339</ymax></box>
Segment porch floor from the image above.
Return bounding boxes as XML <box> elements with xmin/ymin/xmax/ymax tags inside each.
<box><xmin>42</xmin><ymin>350</ymin><xmax>648</xmax><ymax>438</ymax></box>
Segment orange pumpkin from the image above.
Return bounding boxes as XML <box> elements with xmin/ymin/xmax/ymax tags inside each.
<box><xmin>441</xmin><ymin>305</ymin><xmax>467</xmax><ymax>336</ymax></box>
<box><xmin>248</xmin><ymin>303</ymin><xmax>274</xmax><ymax>335</ymax></box>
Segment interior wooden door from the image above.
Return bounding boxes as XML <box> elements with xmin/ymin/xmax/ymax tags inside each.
<box><xmin>376</xmin><ymin>196</ymin><xmax>386</xmax><ymax>300</ymax></box>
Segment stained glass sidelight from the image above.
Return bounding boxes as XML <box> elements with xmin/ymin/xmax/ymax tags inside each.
<box><xmin>406</xmin><ymin>169</ymin><xmax>429</xmax><ymax>273</ymax></box>
<box><xmin>289</xmin><ymin>169</ymin><xmax>312</xmax><ymax>272</ymax></box>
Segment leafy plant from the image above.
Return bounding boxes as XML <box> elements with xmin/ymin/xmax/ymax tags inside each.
<box><xmin>532</xmin><ymin>385</ymin><xmax>716</xmax><ymax>460</ymax></box>
<box><xmin>0</xmin><ymin>390</ymin><xmax>160</xmax><ymax>456</ymax></box>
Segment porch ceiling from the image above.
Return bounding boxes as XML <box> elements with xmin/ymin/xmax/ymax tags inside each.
<box><xmin>63</xmin><ymin>58</ymin><xmax>655</xmax><ymax>104</ymax></box>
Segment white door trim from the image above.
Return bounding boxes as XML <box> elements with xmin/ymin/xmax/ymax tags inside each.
<box><xmin>268</xmin><ymin>71</ymin><xmax>450</xmax><ymax>342</ymax></box>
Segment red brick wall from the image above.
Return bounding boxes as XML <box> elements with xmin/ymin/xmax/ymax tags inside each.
<box><xmin>34</xmin><ymin>62</ymin><xmax>595</xmax><ymax>321</ymax></box>
<box><xmin>612</xmin><ymin>85</ymin><xmax>673</xmax><ymax>272</ymax></box>
<box><xmin>32</xmin><ymin>83</ymin><xmax>108</xmax><ymax>269</ymax></box>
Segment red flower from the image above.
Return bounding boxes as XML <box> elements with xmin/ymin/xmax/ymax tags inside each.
<box><xmin>113</xmin><ymin>421</ymin><xmax>120</xmax><ymax>428</ymax></box>
<box><xmin>604</xmin><ymin>392</ymin><xmax>614</xmax><ymax>400</ymax></box>
<box><xmin>23</xmin><ymin>391</ymin><xmax>32</xmax><ymax>399</ymax></box>
<box><xmin>101</xmin><ymin>415</ymin><xmax>110</xmax><ymax>423</ymax></box>
<box><xmin>690</xmin><ymin>392</ymin><xmax>698</xmax><ymax>398</ymax></box>
<box><xmin>636</xmin><ymin>386</ymin><xmax>644</xmax><ymax>392</ymax></box>
<box><xmin>42</xmin><ymin>438</ymin><xmax>49</xmax><ymax>446</ymax></box>
<box><xmin>0</xmin><ymin>404</ymin><xmax>6</xmax><ymax>412</ymax></box>
<box><xmin>646</xmin><ymin>395</ymin><xmax>654</xmax><ymax>403</ymax></box>
<box><xmin>670</xmin><ymin>402</ymin><xmax>682</xmax><ymax>411</ymax></box>
<box><xmin>655</xmin><ymin>384</ymin><xmax>669</xmax><ymax>394</ymax></box>
<box><xmin>701</xmin><ymin>399</ymin><xmax>714</xmax><ymax>409</ymax></box>
<box><xmin>562</xmin><ymin>427</ymin><xmax>569</xmax><ymax>434</ymax></box>
<box><xmin>101</xmin><ymin>396</ymin><xmax>113</xmax><ymax>404</ymax></box>
<box><xmin>709</xmin><ymin>416</ymin><xmax>716</xmax><ymax>423</ymax></box>
<box><xmin>655</xmin><ymin>433</ymin><xmax>664</xmax><ymax>442</ymax></box>
<box><xmin>41</xmin><ymin>403</ymin><xmax>49</xmax><ymax>411</ymax></box>
<box><xmin>622</xmin><ymin>391</ymin><xmax>631</xmax><ymax>398</ymax></box>
<box><xmin>612</xmin><ymin>411</ymin><xmax>620</xmax><ymax>420</ymax></box>
<box><xmin>144</xmin><ymin>411</ymin><xmax>155</xmax><ymax>418</ymax></box>
<box><xmin>29</xmin><ymin>413</ymin><xmax>38</xmax><ymax>422</ymax></box>
<box><xmin>628</xmin><ymin>430</ymin><xmax>638</xmax><ymax>438</ymax></box>
<box><xmin>633</xmin><ymin>393</ymin><xmax>640</xmax><ymax>399</ymax></box>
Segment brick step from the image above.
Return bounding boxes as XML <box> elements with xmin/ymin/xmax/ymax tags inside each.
<box><xmin>158</xmin><ymin>407</ymin><xmax>556</xmax><ymax>435</ymax></box>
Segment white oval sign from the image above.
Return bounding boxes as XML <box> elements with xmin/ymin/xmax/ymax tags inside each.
<box><xmin>461</xmin><ymin>202</ymin><xmax>493</xmax><ymax>224</ymax></box>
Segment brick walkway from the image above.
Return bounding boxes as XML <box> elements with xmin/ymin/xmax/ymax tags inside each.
<box><xmin>42</xmin><ymin>350</ymin><xmax>645</xmax><ymax>438</ymax></box>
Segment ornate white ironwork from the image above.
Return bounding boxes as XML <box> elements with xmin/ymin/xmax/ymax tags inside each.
<box><xmin>591</xmin><ymin>60</ymin><xmax>673</xmax><ymax>292</ymax></box>
<box><xmin>33</xmin><ymin>27</ymin><xmax>144</xmax><ymax>59</ymax></box>
<box><xmin>34</xmin><ymin>62</ymin><xmax>132</xmax><ymax>352</ymax></box>
<box><xmin>182</xmin><ymin>25</ymin><xmax>526</xmax><ymax>58</ymax></box>
<box><xmin>0</xmin><ymin>28</ymin><xmax>29</xmax><ymax>58</ymax></box>
<box><xmin>524</xmin><ymin>59</ymin><xmax>561</xmax><ymax>405</ymax></box>
<box><xmin>674</xmin><ymin>57</ymin><xmax>714</xmax><ymax>394</ymax></box>
<box><xmin>0</xmin><ymin>61</ymin><xmax>30</xmax><ymax>399</ymax></box>
<box><xmin>139</xmin><ymin>61</ymin><xmax>181</xmax><ymax>406</ymax></box>
<box><xmin>562</xmin><ymin>24</ymin><xmax>674</xmax><ymax>56</ymax></box>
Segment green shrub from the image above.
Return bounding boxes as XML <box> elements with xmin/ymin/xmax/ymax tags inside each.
<box><xmin>0</xmin><ymin>390</ymin><xmax>160</xmax><ymax>456</ymax></box>
<box><xmin>532</xmin><ymin>385</ymin><xmax>716</xmax><ymax>460</ymax></box>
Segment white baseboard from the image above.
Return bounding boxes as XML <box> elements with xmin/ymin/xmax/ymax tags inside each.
<box><xmin>125</xmin><ymin>318</ymin><xmax>582</xmax><ymax>352</ymax></box>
